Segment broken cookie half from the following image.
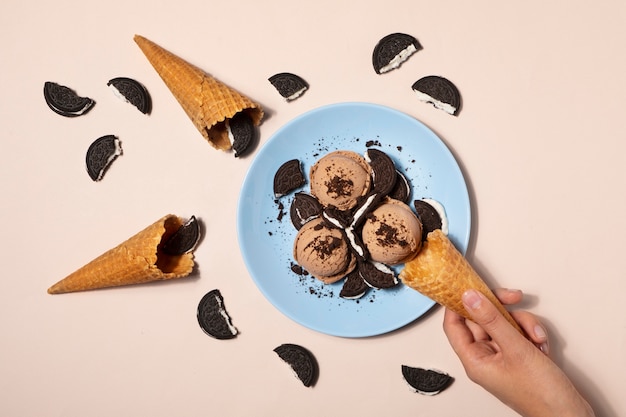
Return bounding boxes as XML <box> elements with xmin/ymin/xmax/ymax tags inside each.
<box><xmin>47</xmin><ymin>214</ymin><xmax>198</xmax><ymax>294</ymax></box>
<box><xmin>134</xmin><ymin>35</ymin><xmax>264</xmax><ymax>153</ymax></box>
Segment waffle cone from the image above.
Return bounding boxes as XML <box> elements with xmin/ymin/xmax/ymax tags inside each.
<box><xmin>48</xmin><ymin>215</ymin><xmax>195</xmax><ymax>294</ymax></box>
<box><xmin>134</xmin><ymin>35</ymin><xmax>263</xmax><ymax>151</ymax></box>
<box><xmin>399</xmin><ymin>229</ymin><xmax>522</xmax><ymax>333</ymax></box>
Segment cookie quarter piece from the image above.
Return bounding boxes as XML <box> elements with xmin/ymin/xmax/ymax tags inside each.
<box><xmin>372</xmin><ymin>33</ymin><xmax>422</xmax><ymax>74</ymax></box>
<box><xmin>401</xmin><ymin>366</ymin><xmax>453</xmax><ymax>395</ymax></box>
<box><xmin>273</xmin><ymin>343</ymin><xmax>319</xmax><ymax>387</ymax></box>
<box><xmin>161</xmin><ymin>215</ymin><xmax>201</xmax><ymax>255</ymax></box>
<box><xmin>339</xmin><ymin>268</ymin><xmax>369</xmax><ymax>299</ymax></box>
<box><xmin>86</xmin><ymin>135</ymin><xmax>122</xmax><ymax>181</ymax></box>
<box><xmin>411</xmin><ymin>75</ymin><xmax>461</xmax><ymax>115</ymax></box>
<box><xmin>290</xmin><ymin>192</ymin><xmax>322</xmax><ymax>230</ymax></box>
<box><xmin>107</xmin><ymin>77</ymin><xmax>152</xmax><ymax>114</ymax></box>
<box><xmin>365</xmin><ymin>148</ymin><xmax>397</xmax><ymax>195</ymax></box>
<box><xmin>359</xmin><ymin>260</ymin><xmax>398</xmax><ymax>289</ymax></box>
<box><xmin>226</xmin><ymin>111</ymin><xmax>256</xmax><ymax>158</ymax></box>
<box><xmin>413</xmin><ymin>199</ymin><xmax>448</xmax><ymax>240</ymax></box>
<box><xmin>44</xmin><ymin>81</ymin><xmax>95</xmax><ymax>117</ymax></box>
<box><xmin>388</xmin><ymin>170</ymin><xmax>410</xmax><ymax>203</ymax></box>
<box><xmin>197</xmin><ymin>289</ymin><xmax>238</xmax><ymax>340</ymax></box>
<box><xmin>274</xmin><ymin>159</ymin><xmax>306</xmax><ymax>197</ymax></box>
<box><xmin>268</xmin><ymin>72</ymin><xmax>309</xmax><ymax>101</ymax></box>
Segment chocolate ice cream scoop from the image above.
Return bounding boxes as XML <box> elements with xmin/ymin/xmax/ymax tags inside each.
<box><xmin>293</xmin><ymin>218</ymin><xmax>356</xmax><ymax>284</ymax></box>
<box><xmin>361</xmin><ymin>198</ymin><xmax>423</xmax><ymax>265</ymax></box>
<box><xmin>309</xmin><ymin>150</ymin><xmax>372</xmax><ymax>211</ymax></box>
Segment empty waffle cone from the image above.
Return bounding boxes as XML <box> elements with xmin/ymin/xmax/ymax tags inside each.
<box><xmin>48</xmin><ymin>215</ymin><xmax>195</xmax><ymax>294</ymax></box>
<box><xmin>399</xmin><ymin>229</ymin><xmax>522</xmax><ymax>333</ymax></box>
<box><xmin>134</xmin><ymin>34</ymin><xmax>263</xmax><ymax>151</ymax></box>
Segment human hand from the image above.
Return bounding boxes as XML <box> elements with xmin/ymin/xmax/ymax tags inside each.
<box><xmin>443</xmin><ymin>288</ymin><xmax>595</xmax><ymax>417</ymax></box>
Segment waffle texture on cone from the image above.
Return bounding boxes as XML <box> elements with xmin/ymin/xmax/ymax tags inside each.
<box><xmin>48</xmin><ymin>215</ymin><xmax>195</xmax><ymax>294</ymax></box>
<box><xmin>134</xmin><ymin>35</ymin><xmax>263</xmax><ymax>151</ymax></box>
<box><xmin>399</xmin><ymin>230</ymin><xmax>522</xmax><ymax>333</ymax></box>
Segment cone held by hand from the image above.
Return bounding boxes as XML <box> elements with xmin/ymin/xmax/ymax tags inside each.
<box><xmin>400</xmin><ymin>229</ymin><xmax>523</xmax><ymax>333</ymax></box>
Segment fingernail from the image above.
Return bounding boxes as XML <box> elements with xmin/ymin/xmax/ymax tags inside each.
<box><xmin>462</xmin><ymin>289</ymin><xmax>483</xmax><ymax>310</ymax></box>
<box><xmin>534</xmin><ymin>324</ymin><xmax>547</xmax><ymax>341</ymax></box>
<box><xmin>534</xmin><ymin>325</ymin><xmax>549</xmax><ymax>355</ymax></box>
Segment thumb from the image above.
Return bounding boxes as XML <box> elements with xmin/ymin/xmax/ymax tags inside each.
<box><xmin>462</xmin><ymin>289</ymin><xmax>521</xmax><ymax>346</ymax></box>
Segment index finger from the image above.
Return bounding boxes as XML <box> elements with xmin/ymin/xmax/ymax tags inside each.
<box><xmin>443</xmin><ymin>307</ymin><xmax>475</xmax><ymax>354</ymax></box>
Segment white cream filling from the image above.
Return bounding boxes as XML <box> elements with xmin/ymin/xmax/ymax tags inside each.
<box><xmin>379</xmin><ymin>44</ymin><xmax>418</xmax><ymax>73</ymax></box>
<box><xmin>413</xmin><ymin>90</ymin><xmax>456</xmax><ymax>115</ymax></box>
<box><xmin>421</xmin><ymin>198</ymin><xmax>449</xmax><ymax>235</ymax></box>
<box><xmin>95</xmin><ymin>138</ymin><xmax>122</xmax><ymax>181</ymax></box>
<box><xmin>108</xmin><ymin>84</ymin><xmax>130</xmax><ymax>105</ymax></box>
<box><xmin>286</xmin><ymin>86</ymin><xmax>307</xmax><ymax>101</ymax></box>
<box><xmin>322</xmin><ymin>211</ymin><xmax>344</xmax><ymax>229</ymax></box>
<box><xmin>215</xmin><ymin>294</ymin><xmax>238</xmax><ymax>336</ymax></box>
<box><xmin>344</xmin><ymin>227</ymin><xmax>365</xmax><ymax>257</ymax></box>
<box><xmin>340</xmin><ymin>288</ymin><xmax>366</xmax><ymax>300</ymax></box>
<box><xmin>295</xmin><ymin>208</ymin><xmax>317</xmax><ymax>226</ymax></box>
<box><xmin>350</xmin><ymin>194</ymin><xmax>377</xmax><ymax>227</ymax></box>
<box><xmin>372</xmin><ymin>261</ymin><xmax>398</xmax><ymax>285</ymax></box>
<box><xmin>225</xmin><ymin>120</ymin><xmax>235</xmax><ymax>147</ymax></box>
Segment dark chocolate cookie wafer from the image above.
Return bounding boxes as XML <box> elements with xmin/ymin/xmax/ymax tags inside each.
<box><xmin>339</xmin><ymin>268</ymin><xmax>369</xmax><ymax>299</ymax></box>
<box><xmin>268</xmin><ymin>72</ymin><xmax>309</xmax><ymax>101</ymax></box>
<box><xmin>107</xmin><ymin>77</ymin><xmax>151</xmax><ymax>114</ymax></box>
<box><xmin>412</xmin><ymin>76</ymin><xmax>461</xmax><ymax>116</ymax></box>
<box><xmin>372</xmin><ymin>33</ymin><xmax>422</xmax><ymax>74</ymax></box>
<box><xmin>322</xmin><ymin>206</ymin><xmax>352</xmax><ymax>229</ymax></box>
<box><xmin>44</xmin><ymin>81</ymin><xmax>95</xmax><ymax>117</ymax></box>
<box><xmin>273</xmin><ymin>343</ymin><xmax>319</xmax><ymax>387</ymax></box>
<box><xmin>359</xmin><ymin>260</ymin><xmax>397</xmax><ymax>289</ymax></box>
<box><xmin>290</xmin><ymin>192</ymin><xmax>322</xmax><ymax>230</ymax></box>
<box><xmin>365</xmin><ymin>149</ymin><xmax>397</xmax><ymax>195</ymax></box>
<box><xmin>344</xmin><ymin>226</ymin><xmax>369</xmax><ymax>260</ymax></box>
<box><xmin>228</xmin><ymin>111</ymin><xmax>256</xmax><ymax>157</ymax></box>
<box><xmin>274</xmin><ymin>159</ymin><xmax>306</xmax><ymax>197</ymax></box>
<box><xmin>388</xmin><ymin>170</ymin><xmax>410</xmax><ymax>203</ymax></box>
<box><xmin>351</xmin><ymin>192</ymin><xmax>382</xmax><ymax>228</ymax></box>
<box><xmin>86</xmin><ymin>135</ymin><xmax>122</xmax><ymax>181</ymax></box>
<box><xmin>413</xmin><ymin>199</ymin><xmax>443</xmax><ymax>240</ymax></box>
<box><xmin>161</xmin><ymin>215</ymin><xmax>201</xmax><ymax>255</ymax></box>
<box><xmin>197</xmin><ymin>289</ymin><xmax>238</xmax><ymax>340</ymax></box>
<box><xmin>401</xmin><ymin>366</ymin><xmax>453</xmax><ymax>395</ymax></box>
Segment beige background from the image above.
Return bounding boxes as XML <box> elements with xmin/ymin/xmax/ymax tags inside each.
<box><xmin>1</xmin><ymin>1</ymin><xmax>624</xmax><ymax>416</ymax></box>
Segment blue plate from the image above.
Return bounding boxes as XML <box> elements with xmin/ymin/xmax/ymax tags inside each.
<box><xmin>237</xmin><ymin>102</ymin><xmax>470</xmax><ymax>337</ymax></box>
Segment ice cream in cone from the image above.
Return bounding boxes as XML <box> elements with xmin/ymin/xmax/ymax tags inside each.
<box><xmin>134</xmin><ymin>34</ymin><xmax>263</xmax><ymax>151</ymax></box>
<box><xmin>47</xmin><ymin>215</ymin><xmax>195</xmax><ymax>294</ymax></box>
<box><xmin>399</xmin><ymin>229</ymin><xmax>522</xmax><ymax>333</ymax></box>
